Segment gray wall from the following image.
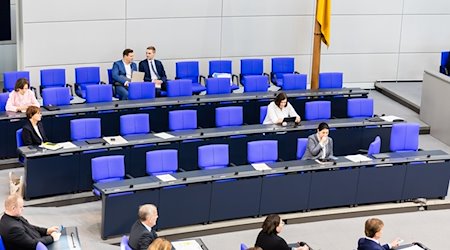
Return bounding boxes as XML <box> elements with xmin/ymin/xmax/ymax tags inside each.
<box><xmin>0</xmin><ymin>0</ymin><xmax>17</xmax><ymax>83</ymax></box>
<box><xmin>13</xmin><ymin>0</ymin><xmax>450</xmax><ymax>88</ymax></box>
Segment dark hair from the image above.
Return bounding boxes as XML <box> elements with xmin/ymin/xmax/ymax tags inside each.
<box><xmin>26</xmin><ymin>106</ymin><xmax>41</xmax><ymax>119</ymax></box>
<box><xmin>123</xmin><ymin>48</ymin><xmax>134</xmax><ymax>57</ymax></box>
<box><xmin>147</xmin><ymin>46</ymin><xmax>156</xmax><ymax>52</ymax></box>
<box><xmin>14</xmin><ymin>78</ymin><xmax>29</xmax><ymax>92</ymax></box>
<box><xmin>261</xmin><ymin>214</ymin><xmax>281</xmax><ymax>234</ymax></box>
<box><xmin>274</xmin><ymin>92</ymin><xmax>288</xmax><ymax>108</ymax></box>
<box><xmin>317</xmin><ymin>122</ymin><xmax>329</xmax><ymax>131</ymax></box>
<box><xmin>364</xmin><ymin>218</ymin><xmax>384</xmax><ymax>238</ymax></box>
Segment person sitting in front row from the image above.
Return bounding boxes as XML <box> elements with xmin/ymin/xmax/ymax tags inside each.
<box><xmin>139</xmin><ymin>46</ymin><xmax>168</xmax><ymax>97</ymax></box>
<box><xmin>22</xmin><ymin>106</ymin><xmax>48</xmax><ymax>146</ymax></box>
<box><xmin>302</xmin><ymin>122</ymin><xmax>334</xmax><ymax>160</ymax></box>
<box><xmin>5</xmin><ymin>78</ymin><xmax>40</xmax><ymax>112</ymax></box>
<box><xmin>357</xmin><ymin>218</ymin><xmax>401</xmax><ymax>250</ymax></box>
<box><xmin>112</xmin><ymin>48</ymin><xmax>137</xmax><ymax>100</ymax></box>
<box><xmin>263</xmin><ymin>92</ymin><xmax>301</xmax><ymax>125</ymax></box>
<box><xmin>129</xmin><ymin>204</ymin><xmax>159</xmax><ymax>250</ymax></box>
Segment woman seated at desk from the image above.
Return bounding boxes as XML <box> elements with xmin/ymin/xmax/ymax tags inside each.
<box><xmin>263</xmin><ymin>92</ymin><xmax>301</xmax><ymax>125</ymax></box>
<box><xmin>303</xmin><ymin>122</ymin><xmax>334</xmax><ymax>160</ymax></box>
<box><xmin>22</xmin><ymin>106</ymin><xmax>48</xmax><ymax>146</ymax></box>
<box><xmin>5</xmin><ymin>78</ymin><xmax>39</xmax><ymax>112</ymax></box>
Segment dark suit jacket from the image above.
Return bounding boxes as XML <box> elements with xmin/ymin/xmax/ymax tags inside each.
<box><xmin>0</xmin><ymin>213</ymin><xmax>53</xmax><ymax>250</ymax></box>
<box><xmin>138</xmin><ymin>59</ymin><xmax>168</xmax><ymax>90</ymax></box>
<box><xmin>128</xmin><ymin>220</ymin><xmax>158</xmax><ymax>250</ymax></box>
<box><xmin>302</xmin><ymin>133</ymin><xmax>334</xmax><ymax>160</ymax></box>
<box><xmin>255</xmin><ymin>231</ymin><xmax>290</xmax><ymax>250</ymax></box>
<box><xmin>22</xmin><ymin>119</ymin><xmax>48</xmax><ymax>146</ymax></box>
<box><xmin>357</xmin><ymin>238</ymin><xmax>390</xmax><ymax>250</ymax></box>
<box><xmin>112</xmin><ymin>60</ymin><xmax>138</xmax><ymax>86</ymax></box>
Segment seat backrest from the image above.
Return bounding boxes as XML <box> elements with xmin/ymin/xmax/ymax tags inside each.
<box><xmin>75</xmin><ymin>66</ymin><xmax>100</xmax><ymax>86</ymax></box>
<box><xmin>209</xmin><ymin>60</ymin><xmax>232</xmax><ymax>76</ymax></box>
<box><xmin>304</xmin><ymin>101</ymin><xmax>331</xmax><ymax>120</ymax></box>
<box><xmin>198</xmin><ymin>144</ymin><xmax>229</xmax><ymax>169</ymax></box>
<box><xmin>40</xmin><ymin>69</ymin><xmax>66</xmax><ymax>88</ymax></box>
<box><xmin>107</xmin><ymin>69</ymin><xmax>113</xmax><ymax>85</ymax></box>
<box><xmin>146</xmin><ymin>149</ymin><xmax>178</xmax><ymax>175</ymax></box>
<box><xmin>120</xmin><ymin>113</ymin><xmax>150</xmax><ymax>136</ymax></box>
<box><xmin>244</xmin><ymin>75</ymin><xmax>268</xmax><ymax>92</ymax></box>
<box><xmin>271</xmin><ymin>57</ymin><xmax>295</xmax><ymax>81</ymax></box>
<box><xmin>167</xmin><ymin>79</ymin><xmax>193</xmax><ymax>97</ymax></box>
<box><xmin>0</xmin><ymin>93</ymin><xmax>9</xmax><ymax>111</ymax></box>
<box><xmin>441</xmin><ymin>51</ymin><xmax>449</xmax><ymax>67</ymax></box>
<box><xmin>91</xmin><ymin>155</ymin><xmax>125</xmax><ymax>183</ymax></box>
<box><xmin>296</xmin><ymin>138</ymin><xmax>308</xmax><ymax>159</ymax></box>
<box><xmin>390</xmin><ymin>123</ymin><xmax>420</xmax><ymax>152</ymax></box>
<box><xmin>42</xmin><ymin>87</ymin><xmax>71</xmax><ymax>106</ymax></box>
<box><xmin>241</xmin><ymin>59</ymin><xmax>264</xmax><ymax>76</ymax></box>
<box><xmin>128</xmin><ymin>82</ymin><xmax>155</xmax><ymax>100</ymax></box>
<box><xmin>36</xmin><ymin>242</ymin><xmax>48</xmax><ymax>250</ymax></box>
<box><xmin>3</xmin><ymin>71</ymin><xmax>30</xmax><ymax>92</ymax></box>
<box><xmin>347</xmin><ymin>98</ymin><xmax>374</xmax><ymax>118</ymax></box>
<box><xmin>206</xmin><ymin>78</ymin><xmax>231</xmax><ymax>95</ymax></box>
<box><xmin>319</xmin><ymin>72</ymin><xmax>343</xmax><ymax>89</ymax></box>
<box><xmin>85</xmin><ymin>84</ymin><xmax>112</xmax><ymax>103</ymax></box>
<box><xmin>0</xmin><ymin>235</ymin><xmax>6</xmax><ymax>250</ymax></box>
<box><xmin>260</xmin><ymin>106</ymin><xmax>268</xmax><ymax>124</ymax></box>
<box><xmin>368</xmin><ymin>136</ymin><xmax>381</xmax><ymax>155</ymax></box>
<box><xmin>240</xmin><ymin>243</ymin><xmax>248</xmax><ymax>250</ymax></box>
<box><xmin>120</xmin><ymin>235</ymin><xmax>132</xmax><ymax>250</ymax></box>
<box><xmin>16</xmin><ymin>129</ymin><xmax>23</xmax><ymax>148</ymax></box>
<box><xmin>176</xmin><ymin>61</ymin><xmax>200</xmax><ymax>83</ymax></box>
<box><xmin>247</xmin><ymin>140</ymin><xmax>278</xmax><ymax>164</ymax></box>
<box><xmin>215</xmin><ymin>106</ymin><xmax>243</xmax><ymax>127</ymax></box>
<box><xmin>70</xmin><ymin>118</ymin><xmax>101</xmax><ymax>141</ymax></box>
<box><xmin>282</xmin><ymin>74</ymin><xmax>307</xmax><ymax>90</ymax></box>
<box><xmin>169</xmin><ymin>110</ymin><xmax>197</xmax><ymax>131</ymax></box>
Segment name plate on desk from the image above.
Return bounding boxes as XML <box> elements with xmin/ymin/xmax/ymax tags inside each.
<box><xmin>47</xmin><ymin>226</ymin><xmax>81</xmax><ymax>250</ymax></box>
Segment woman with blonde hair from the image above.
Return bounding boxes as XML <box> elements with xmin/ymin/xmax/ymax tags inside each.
<box><xmin>147</xmin><ymin>237</ymin><xmax>171</xmax><ymax>250</ymax></box>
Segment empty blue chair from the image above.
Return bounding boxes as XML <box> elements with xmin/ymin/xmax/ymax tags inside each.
<box><xmin>208</xmin><ymin>60</ymin><xmax>239</xmax><ymax>90</ymax></box>
<box><xmin>175</xmin><ymin>61</ymin><xmax>206</xmax><ymax>94</ymax></box>
<box><xmin>120</xmin><ymin>235</ymin><xmax>132</xmax><ymax>250</ymax></box>
<box><xmin>347</xmin><ymin>98</ymin><xmax>374</xmax><ymax>118</ymax></box>
<box><xmin>198</xmin><ymin>144</ymin><xmax>229</xmax><ymax>170</ymax></box>
<box><xmin>128</xmin><ymin>82</ymin><xmax>155</xmax><ymax>100</ymax></box>
<box><xmin>16</xmin><ymin>129</ymin><xmax>23</xmax><ymax>148</ymax></box>
<box><xmin>0</xmin><ymin>93</ymin><xmax>9</xmax><ymax>111</ymax></box>
<box><xmin>167</xmin><ymin>79</ymin><xmax>193</xmax><ymax>97</ymax></box>
<box><xmin>297</xmin><ymin>138</ymin><xmax>308</xmax><ymax>159</ymax></box>
<box><xmin>3</xmin><ymin>71</ymin><xmax>30</xmax><ymax>92</ymax></box>
<box><xmin>91</xmin><ymin>155</ymin><xmax>125</xmax><ymax>196</ymax></box>
<box><xmin>206</xmin><ymin>78</ymin><xmax>231</xmax><ymax>95</ymax></box>
<box><xmin>36</xmin><ymin>242</ymin><xmax>48</xmax><ymax>250</ymax></box>
<box><xmin>304</xmin><ymin>101</ymin><xmax>331</xmax><ymax>120</ymax></box>
<box><xmin>247</xmin><ymin>140</ymin><xmax>278</xmax><ymax>164</ymax></box>
<box><xmin>240</xmin><ymin>58</ymin><xmax>266</xmax><ymax>85</ymax></box>
<box><xmin>40</xmin><ymin>69</ymin><xmax>66</xmax><ymax>91</ymax></box>
<box><xmin>319</xmin><ymin>72</ymin><xmax>343</xmax><ymax>89</ymax></box>
<box><xmin>85</xmin><ymin>84</ymin><xmax>112</xmax><ymax>103</ymax></box>
<box><xmin>260</xmin><ymin>106</ymin><xmax>268</xmax><ymax>124</ymax></box>
<box><xmin>244</xmin><ymin>75</ymin><xmax>269</xmax><ymax>92</ymax></box>
<box><xmin>146</xmin><ymin>149</ymin><xmax>178</xmax><ymax>175</ymax></box>
<box><xmin>75</xmin><ymin>66</ymin><xmax>101</xmax><ymax>98</ymax></box>
<box><xmin>271</xmin><ymin>57</ymin><xmax>296</xmax><ymax>87</ymax></box>
<box><xmin>215</xmin><ymin>106</ymin><xmax>243</xmax><ymax>127</ymax></box>
<box><xmin>70</xmin><ymin>118</ymin><xmax>101</xmax><ymax>141</ymax></box>
<box><xmin>169</xmin><ymin>110</ymin><xmax>197</xmax><ymax>131</ymax></box>
<box><xmin>107</xmin><ymin>68</ymin><xmax>121</xmax><ymax>99</ymax></box>
<box><xmin>282</xmin><ymin>74</ymin><xmax>307</xmax><ymax>90</ymax></box>
<box><xmin>368</xmin><ymin>136</ymin><xmax>381</xmax><ymax>156</ymax></box>
<box><xmin>440</xmin><ymin>51</ymin><xmax>449</xmax><ymax>75</ymax></box>
<box><xmin>390</xmin><ymin>123</ymin><xmax>420</xmax><ymax>152</ymax></box>
<box><xmin>42</xmin><ymin>87</ymin><xmax>71</xmax><ymax>106</ymax></box>
<box><xmin>240</xmin><ymin>243</ymin><xmax>248</xmax><ymax>250</ymax></box>
<box><xmin>120</xmin><ymin>114</ymin><xmax>150</xmax><ymax>136</ymax></box>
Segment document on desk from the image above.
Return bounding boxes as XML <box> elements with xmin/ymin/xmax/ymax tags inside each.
<box><xmin>58</xmin><ymin>142</ymin><xmax>77</xmax><ymax>149</ymax></box>
<box><xmin>156</xmin><ymin>174</ymin><xmax>177</xmax><ymax>182</ymax></box>
<box><xmin>397</xmin><ymin>245</ymin><xmax>423</xmax><ymax>250</ymax></box>
<box><xmin>154</xmin><ymin>132</ymin><xmax>175</xmax><ymax>139</ymax></box>
<box><xmin>172</xmin><ymin>240</ymin><xmax>203</xmax><ymax>250</ymax></box>
<box><xmin>380</xmin><ymin>115</ymin><xmax>404</xmax><ymax>122</ymax></box>
<box><xmin>39</xmin><ymin>142</ymin><xmax>63</xmax><ymax>150</ymax></box>
<box><xmin>103</xmin><ymin>136</ymin><xmax>128</xmax><ymax>145</ymax></box>
<box><xmin>252</xmin><ymin>163</ymin><xmax>272</xmax><ymax>171</ymax></box>
<box><xmin>345</xmin><ymin>154</ymin><xmax>372</xmax><ymax>163</ymax></box>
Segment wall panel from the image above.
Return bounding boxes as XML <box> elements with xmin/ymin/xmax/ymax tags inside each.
<box><xmin>127</xmin><ymin>0</ymin><xmax>221</xmax><ymax>19</ymax></box>
<box><xmin>222</xmin><ymin>0</ymin><xmax>314</xmax><ymax>16</ymax></box>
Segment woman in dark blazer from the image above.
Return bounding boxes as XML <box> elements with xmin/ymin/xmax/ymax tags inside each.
<box><xmin>302</xmin><ymin>122</ymin><xmax>334</xmax><ymax>160</ymax></box>
<box><xmin>21</xmin><ymin>106</ymin><xmax>48</xmax><ymax>146</ymax></box>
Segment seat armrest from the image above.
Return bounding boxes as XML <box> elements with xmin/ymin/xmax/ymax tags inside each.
<box><xmin>294</xmin><ymin>71</ymin><xmax>300</xmax><ymax>74</ymax></box>
<box><xmin>232</xmin><ymin>74</ymin><xmax>239</xmax><ymax>85</ymax></box>
<box><xmin>178</xmin><ymin>168</ymin><xmax>187</xmax><ymax>172</ymax></box>
<box><xmin>199</xmin><ymin>75</ymin><xmax>207</xmax><ymax>85</ymax></box>
<box><xmin>229</xmin><ymin>162</ymin><xmax>237</xmax><ymax>167</ymax></box>
<box><xmin>126</xmin><ymin>174</ymin><xmax>134</xmax><ymax>179</ymax></box>
<box><xmin>65</xmin><ymin>83</ymin><xmax>75</xmax><ymax>96</ymax></box>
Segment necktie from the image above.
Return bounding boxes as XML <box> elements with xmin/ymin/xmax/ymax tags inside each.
<box><xmin>150</xmin><ymin>61</ymin><xmax>160</xmax><ymax>79</ymax></box>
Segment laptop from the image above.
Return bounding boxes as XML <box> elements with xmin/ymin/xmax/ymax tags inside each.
<box><xmin>282</xmin><ymin>117</ymin><xmax>299</xmax><ymax>127</ymax></box>
<box><xmin>130</xmin><ymin>71</ymin><xmax>145</xmax><ymax>82</ymax></box>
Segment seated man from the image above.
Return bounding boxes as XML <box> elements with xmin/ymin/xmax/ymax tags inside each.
<box><xmin>0</xmin><ymin>194</ymin><xmax>61</xmax><ymax>250</ymax></box>
<box><xmin>357</xmin><ymin>218</ymin><xmax>401</xmax><ymax>250</ymax></box>
<box><xmin>112</xmin><ymin>48</ymin><xmax>137</xmax><ymax>100</ymax></box>
<box><xmin>128</xmin><ymin>204</ymin><xmax>159</xmax><ymax>250</ymax></box>
<box><xmin>138</xmin><ymin>46</ymin><xmax>168</xmax><ymax>97</ymax></box>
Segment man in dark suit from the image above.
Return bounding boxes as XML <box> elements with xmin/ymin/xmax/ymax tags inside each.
<box><xmin>0</xmin><ymin>194</ymin><xmax>61</xmax><ymax>250</ymax></box>
<box><xmin>138</xmin><ymin>46</ymin><xmax>168</xmax><ymax>97</ymax></box>
<box><xmin>357</xmin><ymin>218</ymin><xmax>401</xmax><ymax>250</ymax></box>
<box><xmin>128</xmin><ymin>204</ymin><xmax>159</xmax><ymax>250</ymax></box>
<box><xmin>112</xmin><ymin>48</ymin><xmax>138</xmax><ymax>100</ymax></box>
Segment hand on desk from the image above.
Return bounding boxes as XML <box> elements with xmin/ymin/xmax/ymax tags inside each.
<box><xmin>47</xmin><ymin>226</ymin><xmax>59</xmax><ymax>235</ymax></box>
<box><xmin>51</xmin><ymin>231</ymin><xmax>61</xmax><ymax>241</ymax></box>
<box><xmin>390</xmin><ymin>238</ymin><xmax>402</xmax><ymax>248</ymax></box>
<box><xmin>295</xmin><ymin>116</ymin><xmax>301</xmax><ymax>123</ymax></box>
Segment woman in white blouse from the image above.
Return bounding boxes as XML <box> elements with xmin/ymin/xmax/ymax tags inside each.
<box><xmin>263</xmin><ymin>92</ymin><xmax>301</xmax><ymax>125</ymax></box>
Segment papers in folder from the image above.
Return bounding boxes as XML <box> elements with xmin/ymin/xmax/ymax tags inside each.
<box><xmin>154</xmin><ymin>132</ymin><xmax>175</xmax><ymax>139</ymax></box>
<box><xmin>156</xmin><ymin>174</ymin><xmax>176</xmax><ymax>182</ymax></box>
<box><xmin>172</xmin><ymin>240</ymin><xmax>203</xmax><ymax>250</ymax></box>
<box><xmin>252</xmin><ymin>163</ymin><xmax>272</xmax><ymax>171</ymax></box>
<box><xmin>39</xmin><ymin>142</ymin><xmax>63</xmax><ymax>150</ymax></box>
<box><xmin>103</xmin><ymin>136</ymin><xmax>128</xmax><ymax>145</ymax></box>
<box><xmin>345</xmin><ymin>154</ymin><xmax>372</xmax><ymax>163</ymax></box>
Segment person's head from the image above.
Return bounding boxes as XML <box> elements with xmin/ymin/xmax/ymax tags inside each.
<box><xmin>26</xmin><ymin>106</ymin><xmax>42</xmax><ymax>122</ymax></box>
<box><xmin>261</xmin><ymin>214</ymin><xmax>284</xmax><ymax>235</ymax></box>
<box><xmin>4</xmin><ymin>194</ymin><xmax>24</xmax><ymax>217</ymax></box>
<box><xmin>147</xmin><ymin>237</ymin><xmax>171</xmax><ymax>250</ymax></box>
<box><xmin>146</xmin><ymin>46</ymin><xmax>156</xmax><ymax>60</ymax></box>
<box><xmin>316</xmin><ymin>122</ymin><xmax>330</xmax><ymax>139</ymax></box>
<box><xmin>14</xmin><ymin>78</ymin><xmax>30</xmax><ymax>94</ymax></box>
<box><xmin>364</xmin><ymin>218</ymin><xmax>384</xmax><ymax>240</ymax></box>
<box><xmin>138</xmin><ymin>204</ymin><xmax>158</xmax><ymax>228</ymax></box>
<box><xmin>122</xmin><ymin>48</ymin><xmax>134</xmax><ymax>63</ymax></box>
<box><xmin>274</xmin><ymin>92</ymin><xmax>288</xmax><ymax>109</ymax></box>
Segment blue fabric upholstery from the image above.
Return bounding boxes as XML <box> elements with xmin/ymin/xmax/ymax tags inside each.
<box><xmin>390</xmin><ymin>123</ymin><xmax>420</xmax><ymax>152</ymax></box>
<box><xmin>128</xmin><ymin>82</ymin><xmax>155</xmax><ymax>100</ymax></box>
<box><xmin>120</xmin><ymin>236</ymin><xmax>132</xmax><ymax>250</ymax></box>
<box><xmin>198</xmin><ymin>144</ymin><xmax>229</xmax><ymax>170</ymax></box>
<box><xmin>36</xmin><ymin>242</ymin><xmax>48</xmax><ymax>250</ymax></box>
<box><xmin>85</xmin><ymin>84</ymin><xmax>112</xmax><ymax>103</ymax></box>
<box><xmin>146</xmin><ymin>149</ymin><xmax>178</xmax><ymax>175</ymax></box>
<box><xmin>16</xmin><ymin>129</ymin><xmax>23</xmax><ymax>148</ymax></box>
<box><xmin>169</xmin><ymin>110</ymin><xmax>197</xmax><ymax>131</ymax></box>
<box><xmin>175</xmin><ymin>61</ymin><xmax>206</xmax><ymax>94</ymax></box>
<box><xmin>347</xmin><ymin>98</ymin><xmax>374</xmax><ymax>118</ymax></box>
<box><xmin>240</xmin><ymin>243</ymin><xmax>248</xmax><ymax>250</ymax></box>
<box><xmin>282</xmin><ymin>73</ymin><xmax>307</xmax><ymax>90</ymax></box>
<box><xmin>260</xmin><ymin>106</ymin><xmax>268</xmax><ymax>124</ymax></box>
<box><xmin>75</xmin><ymin>67</ymin><xmax>100</xmax><ymax>98</ymax></box>
<box><xmin>247</xmin><ymin>140</ymin><xmax>278</xmax><ymax>164</ymax></box>
<box><xmin>42</xmin><ymin>87</ymin><xmax>71</xmax><ymax>106</ymax></box>
<box><xmin>3</xmin><ymin>71</ymin><xmax>30</xmax><ymax>92</ymax></box>
<box><xmin>240</xmin><ymin>58</ymin><xmax>264</xmax><ymax>85</ymax></box>
<box><xmin>167</xmin><ymin>79</ymin><xmax>193</xmax><ymax>97</ymax></box>
<box><xmin>215</xmin><ymin>106</ymin><xmax>243</xmax><ymax>127</ymax></box>
<box><xmin>40</xmin><ymin>69</ymin><xmax>66</xmax><ymax>89</ymax></box>
<box><xmin>244</xmin><ymin>75</ymin><xmax>268</xmax><ymax>92</ymax></box>
<box><xmin>319</xmin><ymin>72</ymin><xmax>343</xmax><ymax>89</ymax></box>
<box><xmin>0</xmin><ymin>93</ymin><xmax>9</xmax><ymax>111</ymax></box>
<box><xmin>271</xmin><ymin>57</ymin><xmax>295</xmax><ymax>86</ymax></box>
<box><xmin>440</xmin><ymin>51</ymin><xmax>449</xmax><ymax>74</ymax></box>
<box><xmin>297</xmin><ymin>138</ymin><xmax>308</xmax><ymax>159</ymax></box>
<box><xmin>0</xmin><ymin>235</ymin><xmax>5</xmax><ymax>250</ymax></box>
<box><xmin>208</xmin><ymin>60</ymin><xmax>239</xmax><ymax>90</ymax></box>
<box><xmin>304</xmin><ymin>101</ymin><xmax>331</xmax><ymax>120</ymax></box>
<box><xmin>206</xmin><ymin>78</ymin><xmax>231</xmax><ymax>95</ymax></box>
<box><xmin>91</xmin><ymin>155</ymin><xmax>125</xmax><ymax>195</ymax></box>
<box><xmin>368</xmin><ymin>136</ymin><xmax>381</xmax><ymax>155</ymax></box>
<box><xmin>70</xmin><ymin>118</ymin><xmax>101</xmax><ymax>141</ymax></box>
<box><xmin>120</xmin><ymin>114</ymin><xmax>150</xmax><ymax>136</ymax></box>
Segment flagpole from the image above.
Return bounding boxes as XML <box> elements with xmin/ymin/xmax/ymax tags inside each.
<box><xmin>311</xmin><ymin>0</ymin><xmax>322</xmax><ymax>90</ymax></box>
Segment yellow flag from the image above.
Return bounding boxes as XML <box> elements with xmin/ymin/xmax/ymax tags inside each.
<box><xmin>316</xmin><ymin>0</ymin><xmax>331</xmax><ymax>46</ymax></box>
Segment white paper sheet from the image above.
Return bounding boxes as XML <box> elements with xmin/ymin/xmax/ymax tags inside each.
<box><xmin>103</xmin><ymin>136</ymin><xmax>128</xmax><ymax>145</ymax></box>
<box><xmin>156</xmin><ymin>174</ymin><xmax>177</xmax><ymax>182</ymax></box>
<box><xmin>380</xmin><ymin>115</ymin><xmax>404</xmax><ymax>122</ymax></box>
<box><xmin>252</xmin><ymin>163</ymin><xmax>272</xmax><ymax>171</ymax></box>
<box><xmin>398</xmin><ymin>245</ymin><xmax>424</xmax><ymax>250</ymax></box>
<box><xmin>171</xmin><ymin>240</ymin><xmax>203</xmax><ymax>250</ymax></box>
<box><xmin>154</xmin><ymin>132</ymin><xmax>175</xmax><ymax>139</ymax></box>
<box><xmin>345</xmin><ymin>154</ymin><xmax>372</xmax><ymax>163</ymax></box>
<box><xmin>57</xmin><ymin>142</ymin><xmax>77</xmax><ymax>149</ymax></box>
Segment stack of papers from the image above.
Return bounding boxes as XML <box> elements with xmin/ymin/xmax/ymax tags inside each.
<box><xmin>252</xmin><ymin>163</ymin><xmax>272</xmax><ymax>171</ymax></box>
<box><xmin>156</xmin><ymin>174</ymin><xmax>176</xmax><ymax>182</ymax></box>
<box><xmin>172</xmin><ymin>240</ymin><xmax>203</xmax><ymax>250</ymax></box>
<box><xmin>58</xmin><ymin>142</ymin><xmax>77</xmax><ymax>149</ymax></box>
<box><xmin>154</xmin><ymin>132</ymin><xmax>175</xmax><ymax>139</ymax></box>
<box><xmin>40</xmin><ymin>142</ymin><xmax>63</xmax><ymax>150</ymax></box>
<box><xmin>103</xmin><ymin>136</ymin><xmax>128</xmax><ymax>145</ymax></box>
<box><xmin>345</xmin><ymin>154</ymin><xmax>372</xmax><ymax>163</ymax></box>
